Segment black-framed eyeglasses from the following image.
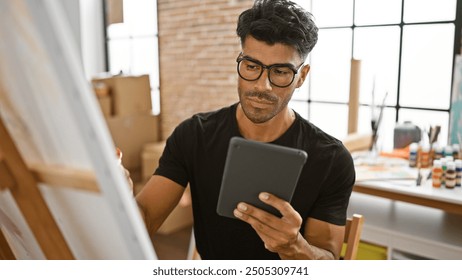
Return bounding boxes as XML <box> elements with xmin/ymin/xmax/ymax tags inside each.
<box><xmin>236</xmin><ymin>53</ymin><xmax>304</xmax><ymax>88</ymax></box>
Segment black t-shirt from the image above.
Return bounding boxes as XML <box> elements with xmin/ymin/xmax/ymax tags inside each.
<box><xmin>155</xmin><ymin>103</ymin><xmax>355</xmax><ymax>259</ymax></box>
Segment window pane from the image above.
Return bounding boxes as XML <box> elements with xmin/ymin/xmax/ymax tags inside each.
<box><xmin>107</xmin><ymin>23</ymin><xmax>129</xmax><ymax>39</ymax></box>
<box><xmin>400</xmin><ymin>24</ymin><xmax>454</xmax><ymax>109</ymax></box>
<box><xmin>357</xmin><ymin>106</ymin><xmax>396</xmax><ymax>152</ymax></box>
<box><xmin>309</xmin><ymin>103</ymin><xmax>349</xmax><ymax>140</ymax></box>
<box><xmin>355</xmin><ymin>0</ymin><xmax>402</xmax><ymax>25</ymax></box>
<box><xmin>293</xmin><ymin>0</ymin><xmax>311</xmax><ymax>12</ymax></box>
<box><xmin>399</xmin><ymin>109</ymin><xmax>450</xmax><ymax>146</ymax></box>
<box><xmin>131</xmin><ymin>37</ymin><xmax>159</xmax><ymax>87</ymax></box>
<box><xmin>152</xmin><ymin>89</ymin><xmax>160</xmax><ymax>115</ymax></box>
<box><xmin>404</xmin><ymin>0</ymin><xmax>457</xmax><ymax>23</ymax></box>
<box><xmin>108</xmin><ymin>39</ymin><xmax>131</xmax><ymax>74</ymax></box>
<box><xmin>354</xmin><ymin>26</ymin><xmax>400</xmax><ymax>106</ymax></box>
<box><xmin>289</xmin><ymin>100</ymin><xmax>308</xmax><ymax>120</ymax></box>
<box><xmin>310</xmin><ymin>28</ymin><xmax>352</xmax><ymax>103</ymax></box>
<box><xmin>124</xmin><ymin>0</ymin><xmax>158</xmax><ymax>36</ymax></box>
<box><xmin>311</xmin><ymin>0</ymin><xmax>353</xmax><ymax>27</ymax></box>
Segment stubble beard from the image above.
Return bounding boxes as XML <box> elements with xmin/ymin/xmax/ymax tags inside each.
<box><xmin>238</xmin><ymin>88</ymin><xmax>290</xmax><ymax>124</ymax></box>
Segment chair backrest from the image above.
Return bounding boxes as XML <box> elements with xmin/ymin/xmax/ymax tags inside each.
<box><xmin>342</xmin><ymin>213</ymin><xmax>365</xmax><ymax>260</ymax></box>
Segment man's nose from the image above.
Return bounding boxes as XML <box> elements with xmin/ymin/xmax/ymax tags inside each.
<box><xmin>253</xmin><ymin>69</ymin><xmax>273</xmax><ymax>91</ymax></box>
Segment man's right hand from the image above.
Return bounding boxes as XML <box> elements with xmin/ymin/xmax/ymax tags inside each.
<box><xmin>117</xmin><ymin>147</ymin><xmax>134</xmax><ymax>195</ymax></box>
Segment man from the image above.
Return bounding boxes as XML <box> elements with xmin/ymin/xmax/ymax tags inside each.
<box><xmin>135</xmin><ymin>0</ymin><xmax>355</xmax><ymax>260</ymax></box>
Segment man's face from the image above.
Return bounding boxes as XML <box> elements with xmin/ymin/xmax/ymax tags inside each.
<box><xmin>237</xmin><ymin>35</ymin><xmax>309</xmax><ymax>124</ymax></box>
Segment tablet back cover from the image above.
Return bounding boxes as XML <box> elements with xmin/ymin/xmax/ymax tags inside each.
<box><xmin>217</xmin><ymin>137</ymin><xmax>308</xmax><ymax>218</ymax></box>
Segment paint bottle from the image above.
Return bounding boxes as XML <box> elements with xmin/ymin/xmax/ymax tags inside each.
<box><xmin>455</xmin><ymin>159</ymin><xmax>462</xmax><ymax>188</ymax></box>
<box><xmin>445</xmin><ymin>161</ymin><xmax>456</xmax><ymax>189</ymax></box>
<box><xmin>444</xmin><ymin>145</ymin><xmax>453</xmax><ymax>158</ymax></box>
<box><xmin>440</xmin><ymin>157</ymin><xmax>448</xmax><ymax>186</ymax></box>
<box><xmin>432</xmin><ymin>160</ymin><xmax>443</xmax><ymax>188</ymax></box>
<box><xmin>420</xmin><ymin>144</ymin><xmax>430</xmax><ymax>168</ymax></box>
<box><xmin>409</xmin><ymin>143</ymin><xmax>419</xmax><ymax>168</ymax></box>
<box><xmin>433</xmin><ymin>144</ymin><xmax>443</xmax><ymax>161</ymax></box>
<box><xmin>453</xmin><ymin>144</ymin><xmax>461</xmax><ymax>160</ymax></box>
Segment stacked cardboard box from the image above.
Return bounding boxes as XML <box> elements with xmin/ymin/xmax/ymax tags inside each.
<box><xmin>141</xmin><ymin>141</ymin><xmax>165</xmax><ymax>183</ymax></box>
<box><xmin>91</xmin><ymin>74</ymin><xmax>193</xmax><ymax>235</ymax></box>
<box><xmin>91</xmin><ymin>74</ymin><xmax>159</xmax><ymax>171</ymax></box>
<box><xmin>93</xmin><ymin>81</ymin><xmax>112</xmax><ymax>118</ymax></box>
<box><xmin>106</xmin><ymin>114</ymin><xmax>159</xmax><ymax>170</ymax></box>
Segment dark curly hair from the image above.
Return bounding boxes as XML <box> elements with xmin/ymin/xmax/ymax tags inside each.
<box><xmin>236</xmin><ymin>0</ymin><xmax>318</xmax><ymax>60</ymax></box>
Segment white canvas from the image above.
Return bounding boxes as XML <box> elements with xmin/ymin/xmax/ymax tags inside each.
<box><xmin>0</xmin><ymin>0</ymin><xmax>156</xmax><ymax>260</ymax></box>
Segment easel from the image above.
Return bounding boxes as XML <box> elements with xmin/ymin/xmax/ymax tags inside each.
<box><xmin>0</xmin><ymin>116</ymin><xmax>99</xmax><ymax>259</ymax></box>
<box><xmin>0</xmin><ymin>0</ymin><xmax>156</xmax><ymax>260</ymax></box>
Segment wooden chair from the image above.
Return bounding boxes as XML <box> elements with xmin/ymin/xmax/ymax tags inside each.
<box><xmin>187</xmin><ymin>213</ymin><xmax>365</xmax><ymax>260</ymax></box>
<box><xmin>342</xmin><ymin>213</ymin><xmax>365</xmax><ymax>260</ymax></box>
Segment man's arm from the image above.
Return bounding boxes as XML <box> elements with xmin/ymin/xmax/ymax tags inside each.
<box><xmin>135</xmin><ymin>175</ymin><xmax>185</xmax><ymax>238</ymax></box>
<box><xmin>233</xmin><ymin>192</ymin><xmax>345</xmax><ymax>260</ymax></box>
<box><xmin>301</xmin><ymin>217</ymin><xmax>345</xmax><ymax>259</ymax></box>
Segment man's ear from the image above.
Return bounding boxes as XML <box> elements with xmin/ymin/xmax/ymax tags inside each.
<box><xmin>296</xmin><ymin>64</ymin><xmax>311</xmax><ymax>88</ymax></box>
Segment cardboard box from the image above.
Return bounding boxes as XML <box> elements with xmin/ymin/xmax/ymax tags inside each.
<box><xmin>92</xmin><ymin>81</ymin><xmax>110</xmax><ymax>97</ymax></box>
<box><xmin>106</xmin><ymin>114</ymin><xmax>159</xmax><ymax>170</ymax></box>
<box><xmin>141</xmin><ymin>141</ymin><xmax>166</xmax><ymax>182</ymax></box>
<box><xmin>92</xmin><ymin>74</ymin><xmax>152</xmax><ymax>117</ymax></box>
<box><xmin>97</xmin><ymin>95</ymin><xmax>112</xmax><ymax>118</ymax></box>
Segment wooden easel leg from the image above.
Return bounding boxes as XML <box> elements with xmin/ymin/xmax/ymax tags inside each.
<box><xmin>0</xmin><ymin>229</ymin><xmax>15</xmax><ymax>260</ymax></box>
<box><xmin>0</xmin><ymin>117</ymin><xmax>74</xmax><ymax>259</ymax></box>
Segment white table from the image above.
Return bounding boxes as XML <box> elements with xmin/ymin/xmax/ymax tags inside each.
<box><xmin>353</xmin><ymin>179</ymin><xmax>462</xmax><ymax>215</ymax></box>
<box><xmin>348</xmin><ymin>191</ymin><xmax>462</xmax><ymax>259</ymax></box>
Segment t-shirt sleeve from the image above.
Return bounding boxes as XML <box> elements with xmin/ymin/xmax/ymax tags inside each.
<box><xmin>153</xmin><ymin>121</ymin><xmax>191</xmax><ymax>188</ymax></box>
<box><xmin>310</xmin><ymin>145</ymin><xmax>355</xmax><ymax>225</ymax></box>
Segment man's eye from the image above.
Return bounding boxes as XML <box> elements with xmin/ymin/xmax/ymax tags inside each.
<box><xmin>273</xmin><ymin>68</ymin><xmax>291</xmax><ymax>75</ymax></box>
<box><xmin>246</xmin><ymin>64</ymin><xmax>260</xmax><ymax>71</ymax></box>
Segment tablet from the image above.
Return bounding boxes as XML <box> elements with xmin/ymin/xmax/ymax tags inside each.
<box><xmin>217</xmin><ymin>137</ymin><xmax>308</xmax><ymax>218</ymax></box>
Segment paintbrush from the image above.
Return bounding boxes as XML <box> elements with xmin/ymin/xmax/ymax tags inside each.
<box><xmin>369</xmin><ymin>92</ymin><xmax>388</xmax><ymax>151</ymax></box>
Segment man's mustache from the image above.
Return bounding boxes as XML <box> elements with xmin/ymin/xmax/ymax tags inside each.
<box><xmin>246</xmin><ymin>91</ymin><xmax>278</xmax><ymax>102</ymax></box>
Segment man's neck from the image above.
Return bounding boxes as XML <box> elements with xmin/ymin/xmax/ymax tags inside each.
<box><xmin>236</xmin><ymin>103</ymin><xmax>295</xmax><ymax>142</ymax></box>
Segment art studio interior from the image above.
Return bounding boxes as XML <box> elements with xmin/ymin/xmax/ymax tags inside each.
<box><xmin>0</xmin><ymin>0</ymin><xmax>462</xmax><ymax>260</ymax></box>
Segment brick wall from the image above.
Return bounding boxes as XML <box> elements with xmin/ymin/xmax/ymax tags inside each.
<box><xmin>157</xmin><ymin>0</ymin><xmax>253</xmax><ymax>139</ymax></box>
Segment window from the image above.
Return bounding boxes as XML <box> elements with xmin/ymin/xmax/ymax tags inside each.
<box><xmin>104</xmin><ymin>0</ymin><xmax>160</xmax><ymax>114</ymax></box>
<box><xmin>292</xmin><ymin>0</ymin><xmax>460</xmax><ymax>151</ymax></box>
